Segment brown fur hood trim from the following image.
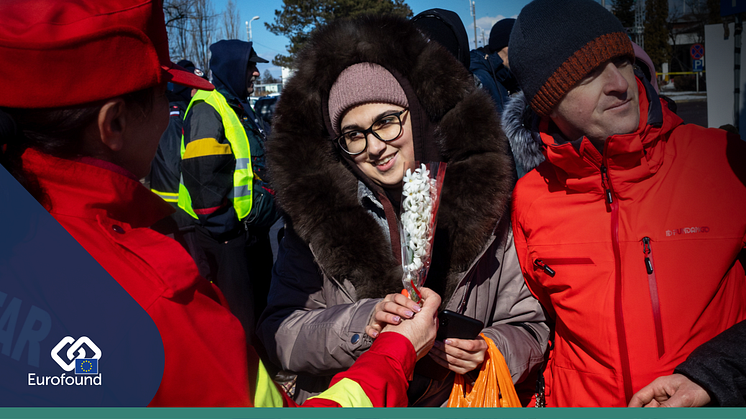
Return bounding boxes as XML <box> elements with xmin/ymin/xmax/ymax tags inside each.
<box><xmin>267</xmin><ymin>15</ymin><xmax>514</xmax><ymax>300</ymax></box>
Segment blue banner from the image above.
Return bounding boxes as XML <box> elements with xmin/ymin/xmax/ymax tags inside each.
<box><xmin>0</xmin><ymin>165</ymin><xmax>164</xmax><ymax>406</ymax></box>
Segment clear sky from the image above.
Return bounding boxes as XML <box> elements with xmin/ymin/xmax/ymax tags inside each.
<box><xmin>214</xmin><ymin>0</ymin><xmax>538</xmax><ymax>78</ymax></box>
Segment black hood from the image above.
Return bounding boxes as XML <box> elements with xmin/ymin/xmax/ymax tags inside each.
<box><xmin>209</xmin><ymin>40</ymin><xmax>253</xmax><ymax>101</ymax></box>
<box><xmin>268</xmin><ymin>14</ymin><xmax>514</xmax><ymax>300</ymax></box>
<box><xmin>412</xmin><ymin>8</ymin><xmax>471</xmax><ymax>69</ymax></box>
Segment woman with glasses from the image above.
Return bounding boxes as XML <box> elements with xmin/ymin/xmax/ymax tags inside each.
<box><xmin>257</xmin><ymin>14</ymin><xmax>549</xmax><ymax>406</ymax></box>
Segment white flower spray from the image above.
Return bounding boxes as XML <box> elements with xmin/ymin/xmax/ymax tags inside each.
<box><xmin>400</xmin><ymin>162</ymin><xmax>446</xmax><ymax>302</ymax></box>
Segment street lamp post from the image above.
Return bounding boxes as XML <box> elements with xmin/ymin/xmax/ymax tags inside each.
<box><xmin>469</xmin><ymin>1</ymin><xmax>477</xmax><ymax>49</ymax></box>
<box><xmin>247</xmin><ymin>16</ymin><xmax>259</xmax><ymax>42</ymax></box>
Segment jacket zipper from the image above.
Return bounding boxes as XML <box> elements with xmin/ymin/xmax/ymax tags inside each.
<box><xmin>603</xmin><ymin>163</ymin><xmax>634</xmax><ymax>404</ymax></box>
<box><xmin>533</xmin><ymin>258</ymin><xmax>594</xmax><ymax>278</ymax></box>
<box><xmin>643</xmin><ymin>237</ymin><xmax>665</xmax><ymax>358</ymax></box>
<box><xmin>600</xmin><ymin>164</ymin><xmax>613</xmax><ymax>204</ymax></box>
<box><xmin>533</xmin><ymin>259</ymin><xmax>556</xmax><ymax>277</ymax></box>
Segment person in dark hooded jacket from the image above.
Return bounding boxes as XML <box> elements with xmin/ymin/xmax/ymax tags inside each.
<box><xmin>411</xmin><ymin>8</ymin><xmax>471</xmax><ymax>71</ymax></box>
<box><xmin>151</xmin><ymin>59</ymin><xmax>204</xmax><ymax>207</ymax></box>
<box><xmin>469</xmin><ymin>18</ymin><xmax>519</xmax><ymax>116</ymax></box>
<box><xmin>469</xmin><ymin>18</ymin><xmax>525</xmax><ymax>178</ymax></box>
<box><xmin>180</xmin><ymin>40</ymin><xmax>279</xmax><ymax>345</ymax></box>
<box><xmin>257</xmin><ymin>14</ymin><xmax>548</xmax><ymax>406</ymax></box>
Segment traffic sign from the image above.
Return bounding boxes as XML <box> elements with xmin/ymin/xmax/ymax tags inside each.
<box><xmin>693</xmin><ymin>59</ymin><xmax>704</xmax><ymax>72</ymax></box>
<box><xmin>690</xmin><ymin>43</ymin><xmax>704</xmax><ymax>60</ymax></box>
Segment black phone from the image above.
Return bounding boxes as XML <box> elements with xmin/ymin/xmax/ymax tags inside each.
<box><xmin>436</xmin><ymin>310</ymin><xmax>484</xmax><ymax>342</ymax></box>
<box><xmin>414</xmin><ymin>310</ymin><xmax>484</xmax><ymax>381</ymax></box>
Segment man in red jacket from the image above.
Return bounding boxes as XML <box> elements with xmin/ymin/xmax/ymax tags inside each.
<box><xmin>503</xmin><ymin>0</ymin><xmax>746</xmax><ymax>407</ymax></box>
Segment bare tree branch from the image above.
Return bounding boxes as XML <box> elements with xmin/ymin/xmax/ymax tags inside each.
<box><xmin>221</xmin><ymin>0</ymin><xmax>241</xmax><ymax>40</ymax></box>
<box><xmin>163</xmin><ymin>0</ymin><xmax>217</xmax><ymax>72</ymax></box>
<box><xmin>190</xmin><ymin>0</ymin><xmax>217</xmax><ymax>72</ymax></box>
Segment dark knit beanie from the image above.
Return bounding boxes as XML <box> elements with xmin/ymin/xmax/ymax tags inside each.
<box><xmin>488</xmin><ymin>18</ymin><xmax>515</xmax><ymax>53</ymax></box>
<box><xmin>509</xmin><ymin>0</ymin><xmax>634</xmax><ymax>117</ymax></box>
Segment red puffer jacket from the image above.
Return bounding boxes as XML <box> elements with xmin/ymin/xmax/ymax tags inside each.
<box><xmin>20</xmin><ymin>148</ymin><xmax>415</xmax><ymax>407</ymax></box>
<box><xmin>511</xmin><ymin>79</ymin><xmax>746</xmax><ymax>407</ymax></box>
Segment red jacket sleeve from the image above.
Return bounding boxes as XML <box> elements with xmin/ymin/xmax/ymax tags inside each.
<box><xmin>301</xmin><ymin>332</ymin><xmax>415</xmax><ymax>407</ymax></box>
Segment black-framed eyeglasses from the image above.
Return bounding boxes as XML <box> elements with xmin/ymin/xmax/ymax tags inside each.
<box><xmin>336</xmin><ymin>109</ymin><xmax>408</xmax><ymax>155</ymax></box>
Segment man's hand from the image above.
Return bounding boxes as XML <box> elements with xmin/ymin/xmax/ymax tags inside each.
<box><xmin>381</xmin><ymin>287</ymin><xmax>440</xmax><ymax>360</ymax></box>
<box><xmin>629</xmin><ymin>374</ymin><xmax>712</xmax><ymax>407</ymax></box>
<box><xmin>428</xmin><ymin>337</ymin><xmax>488</xmax><ymax>375</ymax></box>
<box><xmin>366</xmin><ymin>292</ymin><xmax>422</xmax><ymax>338</ymax></box>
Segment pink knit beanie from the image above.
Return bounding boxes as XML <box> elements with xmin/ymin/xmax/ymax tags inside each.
<box><xmin>328</xmin><ymin>63</ymin><xmax>409</xmax><ymax>136</ymax></box>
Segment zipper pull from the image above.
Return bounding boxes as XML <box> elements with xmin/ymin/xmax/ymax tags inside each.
<box><xmin>642</xmin><ymin>237</ymin><xmax>654</xmax><ymax>274</ymax></box>
<box><xmin>534</xmin><ymin>259</ymin><xmax>556</xmax><ymax>277</ymax></box>
<box><xmin>600</xmin><ymin>165</ymin><xmax>613</xmax><ymax>204</ymax></box>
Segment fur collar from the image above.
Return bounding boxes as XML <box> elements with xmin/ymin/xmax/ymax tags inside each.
<box><xmin>267</xmin><ymin>15</ymin><xmax>514</xmax><ymax>301</ymax></box>
<box><xmin>501</xmin><ymin>91</ymin><xmax>546</xmax><ymax>173</ymax></box>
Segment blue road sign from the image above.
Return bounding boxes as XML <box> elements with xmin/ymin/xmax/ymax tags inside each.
<box><xmin>693</xmin><ymin>59</ymin><xmax>704</xmax><ymax>72</ymax></box>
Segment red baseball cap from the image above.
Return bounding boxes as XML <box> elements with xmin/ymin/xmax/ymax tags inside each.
<box><xmin>0</xmin><ymin>0</ymin><xmax>214</xmax><ymax>109</ymax></box>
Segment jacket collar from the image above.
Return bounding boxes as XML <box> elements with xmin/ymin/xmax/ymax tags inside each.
<box><xmin>504</xmin><ymin>74</ymin><xmax>682</xmax><ymax>181</ymax></box>
<box><xmin>21</xmin><ymin>148</ymin><xmax>173</xmax><ymax>228</ymax></box>
<box><xmin>214</xmin><ymin>87</ymin><xmax>265</xmax><ymax>137</ymax></box>
<box><xmin>542</xmin><ymin>77</ymin><xmax>682</xmax><ymax>184</ymax></box>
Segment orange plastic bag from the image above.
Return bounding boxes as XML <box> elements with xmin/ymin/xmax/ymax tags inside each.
<box><xmin>447</xmin><ymin>333</ymin><xmax>521</xmax><ymax>407</ymax></box>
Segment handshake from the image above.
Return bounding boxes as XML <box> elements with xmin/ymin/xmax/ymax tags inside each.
<box><xmin>375</xmin><ymin>287</ymin><xmax>441</xmax><ymax>361</ymax></box>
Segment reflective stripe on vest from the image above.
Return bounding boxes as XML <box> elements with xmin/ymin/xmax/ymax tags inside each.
<box><xmin>253</xmin><ymin>358</ymin><xmax>286</xmax><ymax>407</ymax></box>
<box><xmin>307</xmin><ymin>378</ymin><xmax>373</xmax><ymax>407</ymax></box>
<box><xmin>178</xmin><ymin>89</ymin><xmax>253</xmax><ymax>220</ymax></box>
<box><xmin>151</xmin><ymin>189</ymin><xmax>179</xmax><ymax>203</ymax></box>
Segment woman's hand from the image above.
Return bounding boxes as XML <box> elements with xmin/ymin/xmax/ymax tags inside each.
<box><xmin>381</xmin><ymin>287</ymin><xmax>440</xmax><ymax>360</ymax></box>
<box><xmin>428</xmin><ymin>337</ymin><xmax>488</xmax><ymax>375</ymax></box>
<box><xmin>366</xmin><ymin>291</ymin><xmax>423</xmax><ymax>338</ymax></box>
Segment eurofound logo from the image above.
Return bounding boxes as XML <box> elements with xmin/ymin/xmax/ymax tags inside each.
<box><xmin>28</xmin><ymin>336</ymin><xmax>103</xmax><ymax>386</ymax></box>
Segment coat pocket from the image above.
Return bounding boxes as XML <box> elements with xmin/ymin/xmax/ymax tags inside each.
<box><xmin>533</xmin><ymin>257</ymin><xmax>594</xmax><ymax>277</ymax></box>
<box><xmin>641</xmin><ymin>236</ymin><xmax>665</xmax><ymax>358</ymax></box>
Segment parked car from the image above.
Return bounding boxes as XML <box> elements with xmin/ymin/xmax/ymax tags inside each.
<box><xmin>254</xmin><ymin>94</ymin><xmax>279</xmax><ymax>135</ymax></box>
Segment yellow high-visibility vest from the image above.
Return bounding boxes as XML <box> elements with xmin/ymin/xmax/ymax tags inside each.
<box><xmin>178</xmin><ymin>89</ymin><xmax>253</xmax><ymax>220</ymax></box>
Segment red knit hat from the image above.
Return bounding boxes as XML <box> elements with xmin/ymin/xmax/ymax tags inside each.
<box><xmin>0</xmin><ymin>0</ymin><xmax>214</xmax><ymax>109</ymax></box>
